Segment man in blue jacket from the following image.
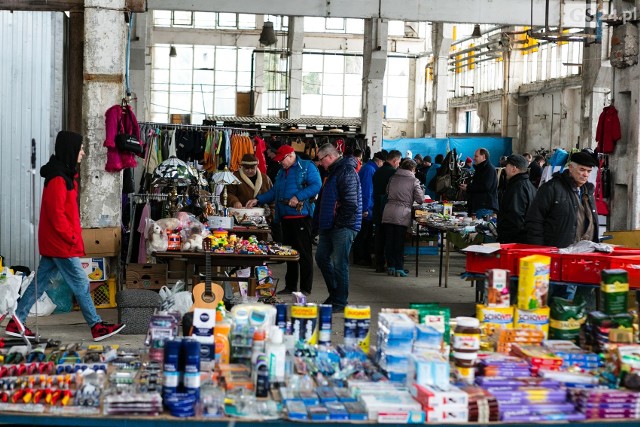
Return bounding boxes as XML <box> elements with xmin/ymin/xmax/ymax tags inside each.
<box><xmin>315</xmin><ymin>143</ymin><xmax>362</xmax><ymax>313</ymax></box>
<box><xmin>247</xmin><ymin>145</ymin><xmax>321</xmax><ymax>295</ymax></box>
<box><xmin>352</xmin><ymin>151</ymin><xmax>386</xmax><ymax>266</ymax></box>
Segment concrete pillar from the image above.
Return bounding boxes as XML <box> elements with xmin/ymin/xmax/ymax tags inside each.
<box><xmin>431</xmin><ymin>23</ymin><xmax>452</xmax><ymax>138</ymax></box>
<box><xmin>287</xmin><ymin>16</ymin><xmax>304</xmax><ymax>119</ymax></box>
<box><xmin>128</xmin><ymin>11</ymin><xmax>148</xmax><ymax>120</ymax></box>
<box><xmin>579</xmin><ymin>42</ymin><xmax>602</xmax><ymax>149</ymax></box>
<box><xmin>79</xmin><ymin>0</ymin><xmax>126</xmax><ymax>228</ymax></box>
<box><xmin>504</xmin><ymin>38</ymin><xmax>522</xmax><ymax>150</ymax></box>
<box><xmin>361</xmin><ymin>18</ymin><xmax>388</xmax><ymax>151</ymax></box>
<box><xmin>68</xmin><ymin>11</ymin><xmax>84</xmax><ymax>133</ymax></box>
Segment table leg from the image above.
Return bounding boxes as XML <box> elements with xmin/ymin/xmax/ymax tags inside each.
<box><xmin>438</xmin><ymin>231</ymin><xmax>444</xmax><ymax>288</ymax></box>
<box><xmin>415</xmin><ymin>223</ymin><xmax>419</xmax><ymax>278</ymax></box>
<box><xmin>444</xmin><ymin>235</ymin><xmax>450</xmax><ymax>288</ymax></box>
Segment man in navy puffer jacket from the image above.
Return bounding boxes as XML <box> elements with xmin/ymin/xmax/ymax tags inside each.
<box><xmin>315</xmin><ymin>143</ymin><xmax>362</xmax><ymax>313</ymax></box>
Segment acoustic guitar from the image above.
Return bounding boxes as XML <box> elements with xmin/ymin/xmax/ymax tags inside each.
<box><xmin>190</xmin><ymin>237</ymin><xmax>224</xmax><ymax>312</ymax></box>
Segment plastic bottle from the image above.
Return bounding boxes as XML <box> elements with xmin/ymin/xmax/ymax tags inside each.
<box><xmin>265</xmin><ymin>327</ymin><xmax>286</xmax><ymax>381</ymax></box>
<box><xmin>255</xmin><ymin>358</ymin><xmax>270</xmax><ymax>397</ymax></box>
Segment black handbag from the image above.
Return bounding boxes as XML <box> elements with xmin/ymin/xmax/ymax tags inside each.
<box><xmin>115</xmin><ymin>107</ymin><xmax>143</xmax><ymax>154</ymax></box>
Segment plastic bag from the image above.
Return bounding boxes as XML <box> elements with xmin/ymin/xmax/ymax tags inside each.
<box><xmin>549</xmin><ymin>149</ymin><xmax>569</xmax><ymax>168</ymax></box>
<box><xmin>28</xmin><ymin>292</ymin><xmax>57</xmax><ymax>317</ymax></box>
<box><xmin>159</xmin><ymin>281</ymin><xmax>193</xmax><ymax>315</ymax></box>
<box><xmin>47</xmin><ymin>275</ymin><xmax>74</xmax><ymax>313</ymax></box>
<box><xmin>558</xmin><ymin>240</ymin><xmax>614</xmax><ymax>254</ymax></box>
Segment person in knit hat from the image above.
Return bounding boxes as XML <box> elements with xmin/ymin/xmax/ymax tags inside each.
<box><xmin>7</xmin><ymin>131</ymin><xmax>125</xmax><ymax>342</ymax></box>
<box><xmin>227</xmin><ymin>153</ymin><xmax>273</xmax><ymax>208</ymax></box>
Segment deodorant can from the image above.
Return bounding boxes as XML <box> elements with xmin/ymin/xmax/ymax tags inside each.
<box><xmin>182</xmin><ymin>338</ymin><xmax>201</xmax><ymax>398</ymax></box>
<box><xmin>318</xmin><ymin>304</ymin><xmax>332</xmax><ymax>346</ymax></box>
<box><xmin>163</xmin><ymin>338</ymin><xmax>182</xmax><ymax>396</ymax></box>
<box><xmin>275</xmin><ymin>303</ymin><xmax>288</xmax><ymax>331</ymax></box>
<box><xmin>344</xmin><ymin>305</ymin><xmax>371</xmax><ymax>353</ymax></box>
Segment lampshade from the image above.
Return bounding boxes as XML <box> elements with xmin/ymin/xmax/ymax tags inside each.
<box><xmin>169</xmin><ymin>45</ymin><xmax>177</xmax><ymax>57</ymax></box>
<box><xmin>259</xmin><ymin>21</ymin><xmax>277</xmax><ymax>46</ymax></box>
<box><xmin>471</xmin><ymin>24</ymin><xmax>482</xmax><ymax>38</ymax></box>
<box><xmin>210</xmin><ymin>167</ymin><xmax>241</xmax><ymax>186</ymax></box>
<box><xmin>152</xmin><ymin>156</ymin><xmax>195</xmax><ymax>186</ymax></box>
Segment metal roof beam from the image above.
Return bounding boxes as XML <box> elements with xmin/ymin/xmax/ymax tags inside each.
<box><xmin>147</xmin><ymin>0</ymin><xmax>561</xmax><ymax>26</ymax></box>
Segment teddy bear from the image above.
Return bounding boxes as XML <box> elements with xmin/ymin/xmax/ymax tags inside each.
<box><xmin>182</xmin><ymin>225</ymin><xmax>204</xmax><ymax>252</ymax></box>
<box><xmin>147</xmin><ymin>222</ymin><xmax>168</xmax><ymax>254</ymax></box>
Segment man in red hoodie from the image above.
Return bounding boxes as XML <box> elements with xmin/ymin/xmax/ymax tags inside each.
<box><xmin>6</xmin><ymin>131</ymin><xmax>125</xmax><ymax>341</ymax></box>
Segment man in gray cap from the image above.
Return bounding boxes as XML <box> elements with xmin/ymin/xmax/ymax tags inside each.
<box><xmin>498</xmin><ymin>154</ymin><xmax>537</xmax><ymax>243</ymax></box>
<box><xmin>525</xmin><ymin>151</ymin><xmax>599</xmax><ymax>248</ymax></box>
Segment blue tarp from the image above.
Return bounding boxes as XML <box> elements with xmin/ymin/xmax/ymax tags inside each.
<box><xmin>383</xmin><ymin>136</ymin><xmax>512</xmax><ymax>164</ymax></box>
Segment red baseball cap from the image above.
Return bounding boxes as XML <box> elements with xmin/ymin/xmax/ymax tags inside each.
<box><xmin>273</xmin><ymin>145</ymin><xmax>295</xmax><ymax>162</ymax></box>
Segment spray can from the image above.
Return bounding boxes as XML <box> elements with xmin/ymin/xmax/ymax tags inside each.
<box><xmin>182</xmin><ymin>338</ymin><xmax>201</xmax><ymax>398</ymax></box>
<box><xmin>163</xmin><ymin>338</ymin><xmax>182</xmax><ymax>397</ymax></box>
<box><xmin>318</xmin><ymin>304</ymin><xmax>332</xmax><ymax>346</ymax></box>
<box><xmin>344</xmin><ymin>305</ymin><xmax>371</xmax><ymax>353</ymax></box>
<box><xmin>290</xmin><ymin>304</ymin><xmax>318</xmax><ymax>344</ymax></box>
<box><xmin>275</xmin><ymin>303</ymin><xmax>288</xmax><ymax>331</ymax></box>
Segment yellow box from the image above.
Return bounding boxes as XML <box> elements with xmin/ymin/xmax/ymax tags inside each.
<box><xmin>476</xmin><ymin>304</ymin><xmax>514</xmax><ymax>336</ymax></box>
<box><xmin>89</xmin><ymin>278</ymin><xmax>117</xmax><ymax>309</ymax></box>
<box><xmin>517</xmin><ymin>255</ymin><xmax>550</xmax><ymax>310</ymax></box>
<box><xmin>514</xmin><ymin>307</ymin><xmax>550</xmax><ymax>338</ymax></box>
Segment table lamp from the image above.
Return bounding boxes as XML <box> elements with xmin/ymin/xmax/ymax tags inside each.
<box><xmin>151</xmin><ymin>156</ymin><xmax>196</xmax><ymax>216</ymax></box>
<box><xmin>210</xmin><ymin>166</ymin><xmax>241</xmax><ymax>209</ymax></box>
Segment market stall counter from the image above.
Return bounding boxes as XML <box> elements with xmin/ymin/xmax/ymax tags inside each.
<box><xmin>153</xmin><ymin>251</ymin><xmax>299</xmax><ymax>296</ymax></box>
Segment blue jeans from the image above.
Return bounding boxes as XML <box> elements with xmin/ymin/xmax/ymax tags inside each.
<box><xmin>16</xmin><ymin>256</ymin><xmax>102</xmax><ymax>327</ymax></box>
<box><xmin>315</xmin><ymin>227</ymin><xmax>357</xmax><ymax>308</ymax></box>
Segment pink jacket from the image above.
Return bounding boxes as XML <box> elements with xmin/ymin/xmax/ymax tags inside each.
<box><xmin>104</xmin><ymin>104</ymin><xmax>143</xmax><ymax>172</ymax></box>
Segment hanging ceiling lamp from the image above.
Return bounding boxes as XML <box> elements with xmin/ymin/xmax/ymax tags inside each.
<box><xmin>471</xmin><ymin>24</ymin><xmax>482</xmax><ymax>38</ymax></box>
<box><xmin>259</xmin><ymin>21</ymin><xmax>278</xmax><ymax>46</ymax></box>
<box><xmin>169</xmin><ymin>45</ymin><xmax>177</xmax><ymax>57</ymax></box>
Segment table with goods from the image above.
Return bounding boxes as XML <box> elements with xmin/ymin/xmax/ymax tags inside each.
<box><xmin>4</xmin><ymin>240</ymin><xmax>640</xmax><ymax>425</ymax></box>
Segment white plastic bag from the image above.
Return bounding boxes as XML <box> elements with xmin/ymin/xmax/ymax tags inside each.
<box><xmin>28</xmin><ymin>292</ymin><xmax>57</xmax><ymax>317</ymax></box>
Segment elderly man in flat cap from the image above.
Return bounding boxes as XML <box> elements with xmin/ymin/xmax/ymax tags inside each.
<box><xmin>525</xmin><ymin>151</ymin><xmax>599</xmax><ymax>248</ymax></box>
<box><xmin>227</xmin><ymin>153</ymin><xmax>273</xmax><ymax>208</ymax></box>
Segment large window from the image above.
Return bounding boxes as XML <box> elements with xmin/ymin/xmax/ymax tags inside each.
<box><xmin>303</xmin><ymin>17</ymin><xmax>364</xmax><ymax>34</ymax></box>
<box><xmin>383</xmin><ymin>57</ymin><xmax>410</xmax><ymax>120</ymax></box>
<box><xmin>150</xmin><ymin>45</ymin><xmax>253</xmax><ymax>123</ymax></box>
<box><xmin>301</xmin><ymin>53</ymin><xmax>363</xmax><ymax>117</ymax></box>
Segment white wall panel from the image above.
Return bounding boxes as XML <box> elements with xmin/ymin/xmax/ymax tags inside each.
<box><xmin>0</xmin><ymin>11</ymin><xmax>63</xmax><ymax>270</ymax></box>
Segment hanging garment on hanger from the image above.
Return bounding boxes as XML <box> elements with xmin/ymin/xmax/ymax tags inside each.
<box><xmin>168</xmin><ymin>129</ymin><xmax>177</xmax><ymax>158</ymax></box>
<box><xmin>104</xmin><ymin>104</ymin><xmax>142</xmax><ymax>172</ymax></box>
<box><xmin>596</xmin><ymin>105</ymin><xmax>621</xmax><ymax>154</ymax></box>
<box><xmin>254</xmin><ymin>135</ymin><xmax>267</xmax><ymax>174</ymax></box>
<box><xmin>136</xmin><ymin>202</ymin><xmax>151</xmax><ymax>263</ymax></box>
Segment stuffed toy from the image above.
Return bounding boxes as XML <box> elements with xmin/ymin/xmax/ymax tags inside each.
<box><xmin>182</xmin><ymin>225</ymin><xmax>204</xmax><ymax>252</ymax></box>
<box><xmin>147</xmin><ymin>222</ymin><xmax>168</xmax><ymax>254</ymax></box>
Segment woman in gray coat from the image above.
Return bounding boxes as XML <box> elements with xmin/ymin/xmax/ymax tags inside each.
<box><xmin>381</xmin><ymin>159</ymin><xmax>425</xmax><ymax>277</ymax></box>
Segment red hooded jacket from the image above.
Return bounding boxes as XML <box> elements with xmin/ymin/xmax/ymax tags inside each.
<box><xmin>596</xmin><ymin>105</ymin><xmax>621</xmax><ymax>154</ymax></box>
<box><xmin>38</xmin><ymin>176</ymin><xmax>85</xmax><ymax>257</ymax></box>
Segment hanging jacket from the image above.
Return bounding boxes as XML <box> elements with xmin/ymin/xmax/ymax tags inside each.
<box><xmin>38</xmin><ymin>176</ymin><xmax>84</xmax><ymax>257</ymax></box>
<box><xmin>318</xmin><ymin>156</ymin><xmax>362</xmax><ymax>232</ymax></box>
<box><xmin>254</xmin><ymin>136</ymin><xmax>268</xmax><ymax>174</ymax></box>
<box><xmin>256</xmin><ymin>156</ymin><xmax>322</xmax><ymax>222</ymax></box>
<box><xmin>596</xmin><ymin>105</ymin><xmax>621</xmax><ymax>154</ymax></box>
<box><xmin>382</xmin><ymin>169</ymin><xmax>424</xmax><ymax>228</ymax></box>
<box><xmin>104</xmin><ymin>104</ymin><xmax>143</xmax><ymax>172</ymax></box>
<box><xmin>497</xmin><ymin>172</ymin><xmax>537</xmax><ymax>243</ymax></box>
<box><xmin>358</xmin><ymin>160</ymin><xmax>379</xmax><ymax>221</ymax></box>
<box><xmin>525</xmin><ymin>170</ymin><xmax>598</xmax><ymax>248</ymax></box>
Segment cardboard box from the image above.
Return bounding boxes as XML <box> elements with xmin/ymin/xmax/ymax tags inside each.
<box><xmin>486</xmin><ymin>269</ymin><xmax>510</xmax><ymax>307</ymax></box>
<box><xmin>125</xmin><ymin>263</ymin><xmax>167</xmax><ymax>289</ymax></box>
<box><xmin>514</xmin><ymin>307</ymin><xmax>550</xmax><ymax>338</ymax></box>
<box><xmin>517</xmin><ymin>255</ymin><xmax>550</xmax><ymax>310</ymax></box>
<box><xmin>82</xmin><ymin>227</ymin><xmax>121</xmax><ymax>257</ymax></box>
<box><xmin>476</xmin><ymin>304</ymin><xmax>514</xmax><ymax>335</ymax></box>
<box><xmin>80</xmin><ymin>257</ymin><xmax>108</xmax><ymax>282</ymax></box>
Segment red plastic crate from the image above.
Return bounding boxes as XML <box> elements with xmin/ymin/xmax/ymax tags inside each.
<box><xmin>465</xmin><ymin>243</ymin><xmax>557</xmax><ymax>275</ymax></box>
<box><xmin>608</xmin><ymin>255</ymin><xmax>640</xmax><ymax>289</ymax></box>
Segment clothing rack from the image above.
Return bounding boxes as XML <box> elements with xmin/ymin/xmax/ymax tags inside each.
<box><xmin>139</xmin><ymin>121</ymin><xmax>253</xmax><ymax>133</ymax></box>
<box><xmin>125</xmin><ymin>193</ymin><xmax>170</xmax><ymax>264</ymax></box>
